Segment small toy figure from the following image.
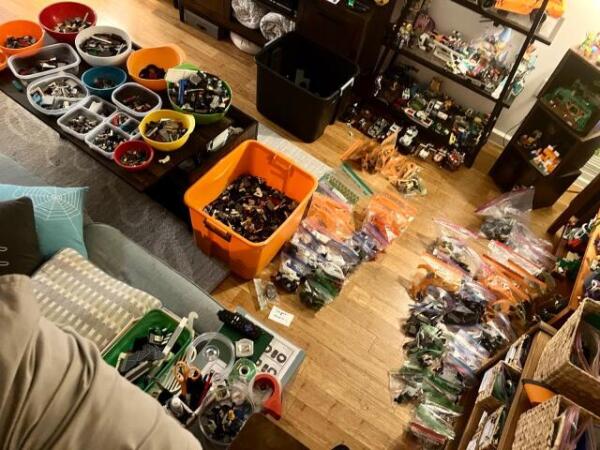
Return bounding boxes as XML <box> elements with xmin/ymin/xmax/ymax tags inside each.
<box><xmin>580</xmin><ymin>32</ymin><xmax>600</xmax><ymax>66</ymax></box>
<box><xmin>399</xmin><ymin>126</ymin><xmax>419</xmax><ymax>148</ymax></box>
<box><xmin>518</xmin><ymin>130</ymin><xmax>542</xmax><ymax>153</ymax></box>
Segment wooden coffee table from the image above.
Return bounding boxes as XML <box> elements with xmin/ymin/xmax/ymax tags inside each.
<box><xmin>0</xmin><ymin>41</ymin><xmax>258</xmax><ymax>218</ymax></box>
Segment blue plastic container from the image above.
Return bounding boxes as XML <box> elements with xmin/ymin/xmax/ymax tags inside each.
<box><xmin>81</xmin><ymin>66</ymin><xmax>128</xmax><ymax>100</ymax></box>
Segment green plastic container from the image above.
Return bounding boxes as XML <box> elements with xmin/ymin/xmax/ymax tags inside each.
<box><xmin>167</xmin><ymin>62</ymin><xmax>233</xmax><ymax>125</ymax></box>
<box><xmin>102</xmin><ymin>309</ymin><xmax>193</xmax><ymax>392</ymax></box>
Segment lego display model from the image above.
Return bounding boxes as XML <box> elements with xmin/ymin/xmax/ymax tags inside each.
<box><xmin>542</xmin><ymin>79</ymin><xmax>600</xmax><ymax>136</ymax></box>
<box><xmin>579</xmin><ymin>32</ymin><xmax>600</xmax><ymax>67</ymax></box>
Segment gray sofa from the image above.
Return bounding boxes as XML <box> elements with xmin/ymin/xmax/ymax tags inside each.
<box><xmin>0</xmin><ymin>153</ymin><xmax>222</xmax><ymax>335</ymax></box>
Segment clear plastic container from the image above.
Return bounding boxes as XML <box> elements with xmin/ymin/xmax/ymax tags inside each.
<box><xmin>26</xmin><ymin>72</ymin><xmax>88</xmax><ymax>116</ymax></box>
<box><xmin>106</xmin><ymin>110</ymin><xmax>141</xmax><ymax>140</ymax></box>
<box><xmin>81</xmin><ymin>95</ymin><xmax>117</xmax><ymax>117</ymax></box>
<box><xmin>57</xmin><ymin>105</ymin><xmax>103</xmax><ymax>141</ymax></box>
<box><xmin>85</xmin><ymin>122</ymin><xmax>129</xmax><ymax>159</ymax></box>
<box><xmin>111</xmin><ymin>82</ymin><xmax>162</xmax><ymax>119</ymax></box>
<box><xmin>8</xmin><ymin>43</ymin><xmax>81</xmax><ymax>83</ymax></box>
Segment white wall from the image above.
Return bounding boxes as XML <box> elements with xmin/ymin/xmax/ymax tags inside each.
<box><xmin>392</xmin><ymin>0</ymin><xmax>600</xmax><ymax>138</ymax></box>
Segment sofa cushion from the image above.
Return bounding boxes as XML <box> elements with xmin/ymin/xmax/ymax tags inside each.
<box><xmin>0</xmin><ymin>197</ymin><xmax>42</xmax><ymax>276</ymax></box>
<box><xmin>0</xmin><ymin>184</ymin><xmax>88</xmax><ymax>259</ymax></box>
<box><xmin>0</xmin><ymin>274</ymin><xmax>202</xmax><ymax>450</ymax></box>
<box><xmin>32</xmin><ymin>248</ymin><xmax>162</xmax><ymax>351</ymax></box>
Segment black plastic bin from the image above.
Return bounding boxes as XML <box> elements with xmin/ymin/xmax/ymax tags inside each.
<box><xmin>255</xmin><ymin>32</ymin><xmax>359</xmax><ymax>142</ymax></box>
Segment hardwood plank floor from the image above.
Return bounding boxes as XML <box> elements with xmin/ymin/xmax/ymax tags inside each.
<box><xmin>0</xmin><ymin>1</ymin><xmax>575</xmax><ymax>448</ymax></box>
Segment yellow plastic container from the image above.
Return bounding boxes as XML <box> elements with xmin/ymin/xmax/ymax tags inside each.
<box><xmin>184</xmin><ymin>140</ymin><xmax>317</xmax><ymax>279</ymax></box>
<box><xmin>139</xmin><ymin>109</ymin><xmax>195</xmax><ymax>152</ymax></box>
<box><xmin>126</xmin><ymin>44</ymin><xmax>185</xmax><ymax>91</ymax></box>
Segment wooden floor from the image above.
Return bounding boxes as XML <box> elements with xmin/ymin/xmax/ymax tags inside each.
<box><xmin>0</xmin><ymin>1</ymin><xmax>575</xmax><ymax>448</ymax></box>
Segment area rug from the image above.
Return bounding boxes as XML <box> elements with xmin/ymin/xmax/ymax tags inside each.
<box><xmin>0</xmin><ymin>92</ymin><xmax>330</xmax><ymax>292</ymax></box>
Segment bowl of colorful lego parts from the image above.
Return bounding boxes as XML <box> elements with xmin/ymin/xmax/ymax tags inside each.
<box><xmin>139</xmin><ymin>109</ymin><xmax>195</xmax><ymax>152</ymax></box>
<box><xmin>113</xmin><ymin>140</ymin><xmax>154</xmax><ymax>172</ymax></box>
<box><xmin>111</xmin><ymin>82</ymin><xmax>162</xmax><ymax>119</ymax></box>
<box><xmin>27</xmin><ymin>72</ymin><xmax>88</xmax><ymax>116</ymax></box>
<box><xmin>126</xmin><ymin>44</ymin><xmax>186</xmax><ymax>92</ymax></box>
<box><xmin>198</xmin><ymin>384</ymin><xmax>255</xmax><ymax>447</ymax></box>
<box><xmin>38</xmin><ymin>2</ymin><xmax>96</xmax><ymax>44</ymax></box>
<box><xmin>0</xmin><ymin>20</ymin><xmax>45</xmax><ymax>57</ymax></box>
<box><xmin>166</xmin><ymin>63</ymin><xmax>232</xmax><ymax>125</ymax></box>
<box><xmin>81</xmin><ymin>66</ymin><xmax>127</xmax><ymax>100</ymax></box>
<box><xmin>75</xmin><ymin>25</ymin><xmax>132</xmax><ymax>67</ymax></box>
<box><xmin>85</xmin><ymin>122</ymin><xmax>130</xmax><ymax>159</ymax></box>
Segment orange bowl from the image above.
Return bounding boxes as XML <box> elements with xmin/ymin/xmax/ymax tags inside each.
<box><xmin>0</xmin><ymin>20</ymin><xmax>45</xmax><ymax>57</ymax></box>
<box><xmin>126</xmin><ymin>44</ymin><xmax>185</xmax><ymax>91</ymax></box>
<box><xmin>0</xmin><ymin>49</ymin><xmax>6</xmax><ymax>71</ymax></box>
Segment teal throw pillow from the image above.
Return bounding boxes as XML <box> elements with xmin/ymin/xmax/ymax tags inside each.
<box><xmin>0</xmin><ymin>185</ymin><xmax>88</xmax><ymax>259</ymax></box>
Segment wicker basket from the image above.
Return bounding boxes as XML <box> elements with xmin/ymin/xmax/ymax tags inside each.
<box><xmin>534</xmin><ymin>299</ymin><xmax>600</xmax><ymax>415</ymax></box>
<box><xmin>512</xmin><ymin>395</ymin><xmax>599</xmax><ymax>450</ymax></box>
<box><xmin>476</xmin><ymin>361</ymin><xmax>517</xmax><ymax>412</ymax></box>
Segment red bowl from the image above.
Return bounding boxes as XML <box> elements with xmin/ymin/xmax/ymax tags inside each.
<box><xmin>113</xmin><ymin>140</ymin><xmax>154</xmax><ymax>172</ymax></box>
<box><xmin>39</xmin><ymin>2</ymin><xmax>97</xmax><ymax>44</ymax></box>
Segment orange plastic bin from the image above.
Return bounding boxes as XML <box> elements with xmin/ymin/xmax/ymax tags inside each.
<box><xmin>184</xmin><ymin>140</ymin><xmax>317</xmax><ymax>279</ymax></box>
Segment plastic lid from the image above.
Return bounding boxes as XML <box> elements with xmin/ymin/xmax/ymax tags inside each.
<box><xmin>188</xmin><ymin>332</ymin><xmax>235</xmax><ymax>380</ymax></box>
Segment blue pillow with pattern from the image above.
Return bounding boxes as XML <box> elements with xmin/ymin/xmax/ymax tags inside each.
<box><xmin>0</xmin><ymin>185</ymin><xmax>88</xmax><ymax>258</ymax></box>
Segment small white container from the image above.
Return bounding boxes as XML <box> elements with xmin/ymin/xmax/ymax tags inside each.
<box><xmin>111</xmin><ymin>82</ymin><xmax>162</xmax><ymax>119</ymax></box>
<box><xmin>81</xmin><ymin>95</ymin><xmax>117</xmax><ymax>117</ymax></box>
<box><xmin>75</xmin><ymin>25</ymin><xmax>132</xmax><ymax>67</ymax></box>
<box><xmin>26</xmin><ymin>72</ymin><xmax>88</xmax><ymax>116</ymax></box>
<box><xmin>85</xmin><ymin>122</ymin><xmax>130</xmax><ymax>159</ymax></box>
<box><xmin>8</xmin><ymin>43</ymin><xmax>81</xmax><ymax>83</ymax></box>
<box><xmin>57</xmin><ymin>106</ymin><xmax>103</xmax><ymax>141</ymax></box>
<box><xmin>106</xmin><ymin>110</ymin><xmax>141</xmax><ymax>140</ymax></box>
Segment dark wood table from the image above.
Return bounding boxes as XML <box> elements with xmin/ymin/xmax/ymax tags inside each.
<box><xmin>231</xmin><ymin>414</ymin><xmax>308</xmax><ymax>450</ymax></box>
<box><xmin>0</xmin><ymin>41</ymin><xmax>258</xmax><ymax>218</ymax></box>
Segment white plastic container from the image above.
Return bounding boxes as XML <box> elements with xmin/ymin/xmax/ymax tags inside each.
<box><xmin>85</xmin><ymin>122</ymin><xmax>130</xmax><ymax>159</ymax></box>
<box><xmin>57</xmin><ymin>106</ymin><xmax>103</xmax><ymax>141</ymax></box>
<box><xmin>106</xmin><ymin>110</ymin><xmax>141</xmax><ymax>140</ymax></box>
<box><xmin>111</xmin><ymin>82</ymin><xmax>162</xmax><ymax>119</ymax></box>
<box><xmin>26</xmin><ymin>72</ymin><xmax>88</xmax><ymax>116</ymax></box>
<box><xmin>81</xmin><ymin>95</ymin><xmax>117</xmax><ymax>117</ymax></box>
<box><xmin>75</xmin><ymin>25</ymin><xmax>132</xmax><ymax>67</ymax></box>
<box><xmin>8</xmin><ymin>43</ymin><xmax>81</xmax><ymax>83</ymax></box>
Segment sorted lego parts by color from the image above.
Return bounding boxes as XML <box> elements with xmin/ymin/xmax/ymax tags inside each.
<box><xmin>81</xmin><ymin>33</ymin><xmax>127</xmax><ymax>56</ymax></box>
<box><xmin>5</xmin><ymin>35</ymin><xmax>37</xmax><ymax>49</ymax></box>
<box><xmin>54</xmin><ymin>14</ymin><xmax>92</xmax><ymax>33</ymax></box>
<box><xmin>66</xmin><ymin>113</ymin><xmax>101</xmax><ymax>134</ymax></box>
<box><xmin>18</xmin><ymin>57</ymin><xmax>71</xmax><ymax>76</ymax></box>
<box><xmin>144</xmin><ymin>118</ymin><xmax>187</xmax><ymax>142</ymax></box>
<box><xmin>91</xmin><ymin>127</ymin><xmax>127</xmax><ymax>153</ymax></box>
<box><xmin>30</xmin><ymin>78</ymin><xmax>86</xmax><ymax>110</ymax></box>
<box><xmin>139</xmin><ymin>64</ymin><xmax>166</xmax><ymax>80</ymax></box>
<box><xmin>167</xmin><ymin>68</ymin><xmax>231</xmax><ymax>114</ymax></box>
<box><xmin>204</xmin><ymin>175</ymin><xmax>298</xmax><ymax>243</ymax></box>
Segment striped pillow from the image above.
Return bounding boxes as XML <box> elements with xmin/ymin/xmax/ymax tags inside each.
<box><xmin>32</xmin><ymin>248</ymin><xmax>162</xmax><ymax>351</ymax></box>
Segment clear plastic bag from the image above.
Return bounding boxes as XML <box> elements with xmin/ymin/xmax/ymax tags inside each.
<box><xmin>475</xmin><ymin>188</ymin><xmax>534</xmax><ymax>219</ymax></box>
<box><xmin>304</xmin><ymin>192</ymin><xmax>355</xmax><ymax>242</ymax></box>
<box><xmin>361</xmin><ymin>193</ymin><xmax>416</xmax><ymax>251</ymax></box>
<box><xmin>412</xmin><ymin>253</ymin><xmax>466</xmax><ymax>297</ymax></box>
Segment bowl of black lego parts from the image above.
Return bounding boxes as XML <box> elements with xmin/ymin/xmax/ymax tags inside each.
<box><xmin>111</xmin><ymin>82</ymin><xmax>163</xmax><ymax>119</ymax></box>
<box><xmin>38</xmin><ymin>1</ymin><xmax>97</xmax><ymax>44</ymax></box>
<box><xmin>8</xmin><ymin>43</ymin><xmax>81</xmax><ymax>83</ymax></box>
<box><xmin>84</xmin><ymin>122</ymin><xmax>129</xmax><ymax>159</ymax></box>
<box><xmin>113</xmin><ymin>140</ymin><xmax>154</xmax><ymax>172</ymax></box>
<box><xmin>166</xmin><ymin>62</ymin><xmax>232</xmax><ymax>125</ymax></box>
<box><xmin>197</xmin><ymin>385</ymin><xmax>255</xmax><ymax>447</ymax></box>
<box><xmin>139</xmin><ymin>109</ymin><xmax>195</xmax><ymax>152</ymax></box>
<box><xmin>74</xmin><ymin>25</ymin><xmax>132</xmax><ymax>67</ymax></box>
<box><xmin>26</xmin><ymin>72</ymin><xmax>89</xmax><ymax>116</ymax></box>
<box><xmin>57</xmin><ymin>105</ymin><xmax>103</xmax><ymax>140</ymax></box>
<box><xmin>81</xmin><ymin>66</ymin><xmax>127</xmax><ymax>100</ymax></box>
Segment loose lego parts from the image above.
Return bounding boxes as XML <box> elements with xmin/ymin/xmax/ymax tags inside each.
<box><xmin>91</xmin><ymin>127</ymin><xmax>127</xmax><ymax>153</ymax></box>
<box><xmin>167</xmin><ymin>68</ymin><xmax>231</xmax><ymax>115</ymax></box>
<box><xmin>119</xmin><ymin>94</ymin><xmax>154</xmax><ymax>113</ymax></box>
<box><xmin>199</xmin><ymin>386</ymin><xmax>254</xmax><ymax>445</ymax></box>
<box><xmin>90</xmin><ymin>76</ymin><xmax>117</xmax><ymax>89</ymax></box>
<box><xmin>54</xmin><ymin>14</ymin><xmax>92</xmax><ymax>33</ymax></box>
<box><xmin>204</xmin><ymin>175</ymin><xmax>298</xmax><ymax>243</ymax></box>
<box><xmin>29</xmin><ymin>78</ymin><xmax>86</xmax><ymax>111</ymax></box>
<box><xmin>144</xmin><ymin>118</ymin><xmax>187</xmax><ymax>142</ymax></box>
<box><xmin>81</xmin><ymin>33</ymin><xmax>127</xmax><ymax>57</ymax></box>
<box><xmin>217</xmin><ymin>309</ymin><xmax>262</xmax><ymax>340</ymax></box>
<box><xmin>139</xmin><ymin>64</ymin><xmax>166</xmax><ymax>80</ymax></box>
<box><xmin>17</xmin><ymin>57</ymin><xmax>71</xmax><ymax>76</ymax></box>
<box><xmin>4</xmin><ymin>35</ymin><xmax>37</xmax><ymax>49</ymax></box>
<box><xmin>118</xmin><ymin>147</ymin><xmax>151</xmax><ymax>167</ymax></box>
<box><xmin>66</xmin><ymin>113</ymin><xmax>101</xmax><ymax>134</ymax></box>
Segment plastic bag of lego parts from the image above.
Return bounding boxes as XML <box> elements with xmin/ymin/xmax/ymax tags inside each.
<box><xmin>412</xmin><ymin>253</ymin><xmax>466</xmax><ymax>297</ymax></box>
<box><xmin>429</xmin><ymin>235</ymin><xmax>483</xmax><ymax>278</ymax></box>
<box><xmin>304</xmin><ymin>192</ymin><xmax>355</xmax><ymax>242</ymax></box>
<box><xmin>361</xmin><ymin>193</ymin><xmax>416</xmax><ymax>250</ymax></box>
<box><xmin>260</xmin><ymin>12</ymin><xmax>294</xmax><ymax>42</ymax></box>
<box><xmin>506</xmin><ymin>222</ymin><xmax>556</xmax><ymax>271</ymax></box>
<box><xmin>231</xmin><ymin>0</ymin><xmax>268</xmax><ymax>29</ymax></box>
<box><xmin>476</xmin><ymin>188</ymin><xmax>534</xmax><ymax>242</ymax></box>
<box><xmin>409</xmin><ymin>403</ymin><xmax>459</xmax><ymax>444</ymax></box>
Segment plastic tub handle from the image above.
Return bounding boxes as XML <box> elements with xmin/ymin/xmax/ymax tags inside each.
<box><xmin>271</xmin><ymin>153</ymin><xmax>292</xmax><ymax>173</ymax></box>
<box><xmin>204</xmin><ymin>219</ymin><xmax>232</xmax><ymax>243</ymax></box>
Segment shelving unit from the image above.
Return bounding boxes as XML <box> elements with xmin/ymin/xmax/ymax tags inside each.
<box><xmin>374</xmin><ymin>0</ymin><xmax>562</xmax><ymax>167</ymax></box>
<box><xmin>446</xmin><ymin>323</ymin><xmax>556</xmax><ymax>450</ymax></box>
<box><xmin>490</xmin><ymin>49</ymin><xmax>600</xmax><ymax>208</ymax></box>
